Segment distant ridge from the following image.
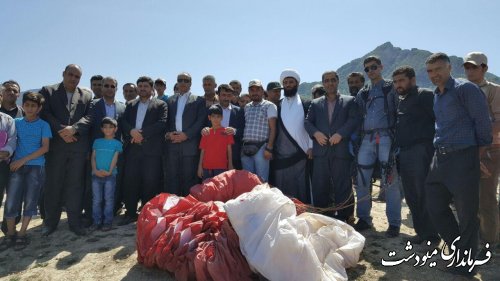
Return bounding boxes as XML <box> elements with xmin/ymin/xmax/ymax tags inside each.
<box><xmin>298</xmin><ymin>42</ymin><xmax>500</xmax><ymax>98</ymax></box>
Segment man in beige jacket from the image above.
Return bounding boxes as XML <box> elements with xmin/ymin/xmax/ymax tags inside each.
<box><xmin>463</xmin><ymin>51</ymin><xmax>500</xmax><ymax>257</ymax></box>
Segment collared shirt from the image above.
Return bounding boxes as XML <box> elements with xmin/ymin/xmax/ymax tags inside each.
<box><xmin>243</xmin><ymin>99</ymin><xmax>277</xmax><ymax>142</ymax></box>
<box><xmin>327</xmin><ymin>97</ymin><xmax>336</xmax><ymax>125</ymax></box>
<box><xmin>135</xmin><ymin>97</ymin><xmax>152</xmax><ymax>129</ymax></box>
<box><xmin>280</xmin><ymin>94</ymin><xmax>312</xmax><ymax>152</ymax></box>
<box><xmin>176</xmin><ymin>92</ymin><xmax>191</xmax><ymax>131</ymax></box>
<box><xmin>433</xmin><ymin>77</ymin><xmax>492</xmax><ymax>146</ymax></box>
<box><xmin>479</xmin><ymin>80</ymin><xmax>500</xmax><ymax>146</ymax></box>
<box><xmin>66</xmin><ymin>92</ymin><xmax>74</xmax><ymax>111</ymax></box>
<box><xmin>395</xmin><ymin>86</ymin><xmax>435</xmax><ymax>148</ymax></box>
<box><xmin>362</xmin><ymin>80</ymin><xmax>390</xmax><ymax>130</ymax></box>
<box><xmin>221</xmin><ymin>104</ymin><xmax>232</xmax><ymax>128</ymax></box>
<box><xmin>158</xmin><ymin>95</ymin><xmax>169</xmax><ymax>103</ymax></box>
<box><xmin>204</xmin><ymin>94</ymin><xmax>219</xmax><ymax>108</ymax></box>
<box><xmin>104</xmin><ymin>102</ymin><xmax>116</xmax><ymax>119</ymax></box>
<box><xmin>478</xmin><ymin>79</ymin><xmax>500</xmax><ymax>122</ymax></box>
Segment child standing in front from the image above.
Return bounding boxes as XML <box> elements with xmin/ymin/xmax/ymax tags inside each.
<box><xmin>90</xmin><ymin>117</ymin><xmax>122</xmax><ymax>232</ymax></box>
<box><xmin>197</xmin><ymin>104</ymin><xmax>234</xmax><ymax>180</ymax></box>
<box><xmin>2</xmin><ymin>92</ymin><xmax>51</xmax><ymax>251</ymax></box>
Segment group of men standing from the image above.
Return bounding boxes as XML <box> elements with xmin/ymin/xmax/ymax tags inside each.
<box><xmin>0</xmin><ymin>50</ymin><xmax>498</xmax><ymax>278</ymax></box>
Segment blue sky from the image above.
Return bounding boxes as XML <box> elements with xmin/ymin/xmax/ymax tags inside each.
<box><xmin>1</xmin><ymin>0</ymin><xmax>499</xmax><ymax>101</ymax></box>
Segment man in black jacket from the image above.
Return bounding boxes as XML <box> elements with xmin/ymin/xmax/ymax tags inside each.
<box><xmin>305</xmin><ymin>70</ymin><xmax>360</xmax><ymax>220</ymax></box>
<box><xmin>164</xmin><ymin>72</ymin><xmax>206</xmax><ymax>196</ymax></box>
<box><xmin>393</xmin><ymin>66</ymin><xmax>439</xmax><ymax>244</ymax></box>
<box><xmin>118</xmin><ymin>76</ymin><xmax>168</xmax><ymax>225</ymax></box>
<box><xmin>40</xmin><ymin>64</ymin><xmax>93</xmax><ymax>236</ymax></box>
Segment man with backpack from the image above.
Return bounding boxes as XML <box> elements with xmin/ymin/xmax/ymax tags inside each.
<box><xmin>354</xmin><ymin>56</ymin><xmax>402</xmax><ymax>238</ymax></box>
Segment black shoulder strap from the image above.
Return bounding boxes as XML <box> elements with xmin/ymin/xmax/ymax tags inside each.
<box><xmin>274</xmin><ymin>106</ymin><xmax>307</xmax><ymax>170</ymax></box>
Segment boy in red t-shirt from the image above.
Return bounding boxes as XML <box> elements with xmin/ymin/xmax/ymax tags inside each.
<box><xmin>197</xmin><ymin>104</ymin><xmax>234</xmax><ymax>180</ymax></box>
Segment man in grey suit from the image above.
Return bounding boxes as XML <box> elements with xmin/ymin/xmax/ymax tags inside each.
<box><xmin>304</xmin><ymin>70</ymin><xmax>360</xmax><ymax>221</ymax></box>
<box><xmin>165</xmin><ymin>72</ymin><xmax>206</xmax><ymax>196</ymax></box>
<box><xmin>40</xmin><ymin>64</ymin><xmax>93</xmax><ymax>236</ymax></box>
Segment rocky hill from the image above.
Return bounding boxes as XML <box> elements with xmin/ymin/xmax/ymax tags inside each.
<box><xmin>298</xmin><ymin>42</ymin><xmax>500</xmax><ymax>98</ymax></box>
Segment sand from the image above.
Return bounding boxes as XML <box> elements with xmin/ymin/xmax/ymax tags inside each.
<box><xmin>0</xmin><ymin>186</ymin><xmax>498</xmax><ymax>281</ymax></box>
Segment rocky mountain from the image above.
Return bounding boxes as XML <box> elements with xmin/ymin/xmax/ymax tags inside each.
<box><xmin>298</xmin><ymin>42</ymin><xmax>500</xmax><ymax>98</ymax></box>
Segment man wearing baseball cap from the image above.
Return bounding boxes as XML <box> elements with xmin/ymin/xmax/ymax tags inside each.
<box><xmin>272</xmin><ymin>69</ymin><xmax>312</xmax><ymax>204</ymax></box>
<box><xmin>463</xmin><ymin>51</ymin><xmax>500</xmax><ymax>257</ymax></box>
<box><xmin>266</xmin><ymin>81</ymin><xmax>282</xmax><ymax>105</ymax></box>
<box><xmin>241</xmin><ymin>79</ymin><xmax>277</xmax><ymax>182</ymax></box>
<box><xmin>154</xmin><ymin>78</ymin><xmax>169</xmax><ymax>102</ymax></box>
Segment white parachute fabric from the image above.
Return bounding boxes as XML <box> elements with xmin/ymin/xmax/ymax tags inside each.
<box><xmin>224</xmin><ymin>185</ymin><xmax>365</xmax><ymax>281</ymax></box>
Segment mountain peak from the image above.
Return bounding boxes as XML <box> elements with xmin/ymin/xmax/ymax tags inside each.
<box><xmin>298</xmin><ymin>43</ymin><xmax>500</xmax><ymax>98</ymax></box>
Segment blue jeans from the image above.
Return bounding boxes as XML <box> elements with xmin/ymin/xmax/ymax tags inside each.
<box><xmin>92</xmin><ymin>175</ymin><xmax>116</xmax><ymax>225</ymax></box>
<box><xmin>356</xmin><ymin>135</ymin><xmax>401</xmax><ymax>227</ymax></box>
<box><xmin>4</xmin><ymin>165</ymin><xmax>45</xmax><ymax>218</ymax></box>
<box><xmin>241</xmin><ymin>143</ymin><xmax>269</xmax><ymax>182</ymax></box>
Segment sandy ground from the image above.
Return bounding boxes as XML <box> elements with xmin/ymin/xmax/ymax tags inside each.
<box><xmin>0</xmin><ymin>186</ymin><xmax>498</xmax><ymax>281</ymax></box>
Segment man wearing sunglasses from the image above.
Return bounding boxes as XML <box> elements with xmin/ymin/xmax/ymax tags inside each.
<box><xmin>354</xmin><ymin>56</ymin><xmax>402</xmax><ymax>238</ymax></box>
<box><xmin>164</xmin><ymin>72</ymin><xmax>206</xmax><ymax>196</ymax></box>
<box><xmin>84</xmin><ymin>77</ymin><xmax>126</xmax><ymax>225</ymax></box>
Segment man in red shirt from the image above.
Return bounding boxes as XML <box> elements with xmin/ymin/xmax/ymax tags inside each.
<box><xmin>197</xmin><ymin>104</ymin><xmax>234</xmax><ymax>180</ymax></box>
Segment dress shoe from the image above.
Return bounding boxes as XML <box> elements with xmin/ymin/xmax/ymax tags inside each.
<box><xmin>69</xmin><ymin>226</ymin><xmax>87</xmax><ymax>236</ymax></box>
<box><xmin>354</xmin><ymin>219</ymin><xmax>373</xmax><ymax>232</ymax></box>
<box><xmin>407</xmin><ymin>235</ymin><xmax>424</xmax><ymax>244</ymax></box>
<box><xmin>117</xmin><ymin>216</ymin><xmax>137</xmax><ymax>226</ymax></box>
<box><xmin>42</xmin><ymin>226</ymin><xmax>56</xmax><ymax>237</ymax></box>
<box><xmin>385</xmin><ymin>225</ymin><xmax>400</xmax><ymax>238</ymax></box>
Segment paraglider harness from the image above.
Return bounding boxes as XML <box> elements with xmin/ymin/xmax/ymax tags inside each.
<box><xmin>353</xmin><ymin>80</ymin><xmax>398</xmax><ymax>187</ymax></box>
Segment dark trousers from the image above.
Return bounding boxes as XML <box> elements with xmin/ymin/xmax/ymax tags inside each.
<box><xmin>399</xmin><ymin>142</ymin><xmax>438</xmax><ymax>240</ymax></box>
<box><xmin>425</xmin><ymin>146</ymin><xmax>480</xmax><ymax>260</ymax></box>
<box><xmin>312</xmin><ymin>154</ymin><xmax>353</xmax><ymax>221</ymax></box>
<box><xmin>0</xmin><ymin>161</ymin><xmax>9</xmax><ymax>208</ymax></box>
<box><xmin>44</xmin><ymin>150</ymin><xmax>87</xmax><ymax>229</ymax></box>
<box><xmin>114</xmin><ymin>154</ymin><xmax>125</xmax><ymax>212</ymax></box>
<box><xmin>122</xmin><ymin>145</ymin><xmax>162</xmax><ymax>217</ymax></box>
<box><xmin>165</xmin><ymin>144</ymin><xmax>199</xmax><ymax>196</ymax></box>
<box><xmin>82</xmin><ymin>157</ymin><xmax>93</xmax><ymax>221</ymax></box>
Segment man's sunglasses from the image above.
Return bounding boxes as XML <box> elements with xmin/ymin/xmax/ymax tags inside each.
<box><xmin>177</xmin><ymin>78</ymin><xmax>191</xmax><ymax>83</ymax></box>
<box><xmin>364</xmin><ymin>65</ymin><xmax>379</xmax><ymax>73</ymax></box>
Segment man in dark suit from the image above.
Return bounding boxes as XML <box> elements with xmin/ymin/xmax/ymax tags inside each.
<box><xmin>40</xmin><ymin>64</ymin><xmax>93</xmax><ymax>236</ymax></box>
<box><xmin>202</xmin><ymin>84</ymin><xmax>245</xmax><ymax>169</ymax></box>
<box><xmin>82</xmin><ymin>76</ymin><xmax>126</xmax><ymax>225</ymax></box>
<box><xmin>118</xmin><ymin>76</ymin><xmax>168</xmax><ymax>225</ymax></box>
<box><xmin>304</xmin><ymin>70</ymin><xmax>360</xmax><ymax>222</ymax></box>
<box><xmin>165</xmin><ymin>72</ymin><xmax>206</xmax><ymax>196</ymax></box>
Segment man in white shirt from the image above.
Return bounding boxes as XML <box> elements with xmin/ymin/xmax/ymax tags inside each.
<box><xmin>165</xmin><ymin>72</ymin><xmax>206</xmax><ymax>195</ymax></box>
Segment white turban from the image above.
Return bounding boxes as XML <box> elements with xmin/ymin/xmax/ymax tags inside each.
<box><xmin>280</xmin><ymin>69</ymin><xmax>300</xmax><ymax>85</ymax></box>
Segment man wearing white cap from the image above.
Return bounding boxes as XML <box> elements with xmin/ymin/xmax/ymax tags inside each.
<box><xmin>241</xmin><ymin>79</ymin><xmax>277</xmax><ymax>182</ymax></box>
<box><xmin>271</xmin><ymin>69</ymin><xmax>313</xmax><ymax>203</ymax></box>
<box><xmin>463</xmin><ymin>51</ymin><xmax>500</xmax><ymax>256</ymax></box>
